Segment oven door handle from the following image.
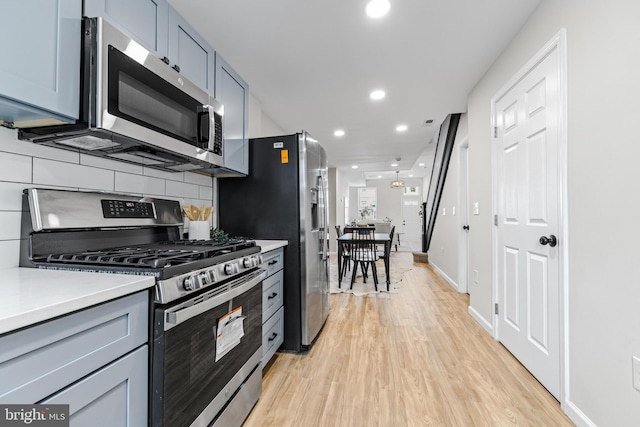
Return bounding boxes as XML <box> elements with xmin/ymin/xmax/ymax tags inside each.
<box><xmin>164</xmin><ymin>269</ymin><xmax>267</xmax><ymax>330</ymax></box>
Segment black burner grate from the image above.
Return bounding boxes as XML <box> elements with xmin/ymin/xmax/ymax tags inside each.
<box><xmin>36</xmin><ymin>240</ymin><xmax>256</xmax><ymax>270</ymax></box>
<box><xmin>44</xmin><ymin>247</ymin><xmax>202</xmax><ymax>269</ymax></box>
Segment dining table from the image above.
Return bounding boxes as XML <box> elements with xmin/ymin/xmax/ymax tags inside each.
<box><xmin>337</xmin><ymin>232</ymin><xmax>391</xmax><ymax>291</ymax></box>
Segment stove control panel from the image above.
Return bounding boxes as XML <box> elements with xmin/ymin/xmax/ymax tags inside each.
<box><xmin>101</xmin><ymin>199</ymin><xmax>155</xmax><ymax>218</ymax></box>
<box><xmin>183</xmin><ymin>270</ymin><xmax>218</xmax><ymax>291</ymax></box>
<box><xmin>156</xmin><ymin>250</ymin><xmax>264</xmax><ymax>304</ymax></box>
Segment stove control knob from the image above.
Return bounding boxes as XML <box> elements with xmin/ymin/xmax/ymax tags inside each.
<box><xmin>183</xmin><ymin>275</ymin><xmax>196</xmax><ymax>291</ymax></box>
<box><xmin>207</xmin><ymin>270</ymin><xmax>217</xmax><ymax>283</ymax></box>
<box><xmin>199</xmin><ymin>272</ymin><xmax>210</xmax><ymax>286</ymax></box>
<box><xmin>224</xmin><ymin>263</ymin><xmax>237</xmax><ymax>275</ymax></box>
<box><xmin>243</xmin><ymin>257</ymin><xmax>254</xmax><ymax>268</ymax></box>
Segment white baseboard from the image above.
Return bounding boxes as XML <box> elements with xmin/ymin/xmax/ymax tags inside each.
<box><xmin>564</xmin><ymin>400</ymin><xmax>597</xmax><ymax>427</ymax></box>
<box><xmin>429</xmin><ymin>261</ymin><xmax>461</xmax><ymax>292</ymax></box>
<box><xmin>468</xmin><ymin>305</ymin><xmax>493</xmax><ymax>336</ymax></box>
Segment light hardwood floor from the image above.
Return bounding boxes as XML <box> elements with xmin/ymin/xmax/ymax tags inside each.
<box><xmin>244</xmin><ymin>253</ymin><xmax>574</xmax><ymax>426</ymax></box>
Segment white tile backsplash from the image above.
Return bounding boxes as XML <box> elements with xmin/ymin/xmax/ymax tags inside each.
<box><xmin>199</xmin><ymin>185</ymin><xmax>213</xmax><ymax>201</ymax></box>
<box><xmin>0</xmin><ymin>211</ymin><xmax>22</xmax><ymax>240</ymax></box>
<box><xmin>0</xmin><ymin>182</ymin><xmax>32</xmax><ymax>210</ymax></box>
<box><xmin>0</xmin><ymin>240</ymin><xmax>20</xmax><ymax>269</ymax></box>
<box><xmin>115</xmin><ymin>172</ymin><xmax>165</xmax><ymax>195</ymax></box>
<box><xmin>33</xmin><ymin>158</ymin><xmax>115</xmax><ymax>191</ymax></box>
<box><xmin>185</xmin><ymin>172</ymin><xmax>214</xmax><ymax>187</ymax></box>
<box><xmin>0</xmin><ymin>130</ymin><xmax>217</xmax><ymax>268</ymax></box>
<box><xmin>166</xmin><ymin>180</ymin><xmax>200</xmax><ymax>199</ymax></box>
<box><xmin>143</xmin><ymin>167</ymin><xmax>186</xmax><ymax>182</ymax></box>
<box><xmin>0</xmin><ymin>151</ymin><xmax>32</xmax><ymax>183</ymax></box>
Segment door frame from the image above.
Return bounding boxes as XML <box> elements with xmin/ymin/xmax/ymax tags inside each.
<box><xmin>490</xmin><ymin>29</ymin><xmax>569</xmax><ymax>406</ymax></box>
<box><xmin>457</xmin><ymin>138</ymin><xmax>469</xmax><ymax>293</ymax></box>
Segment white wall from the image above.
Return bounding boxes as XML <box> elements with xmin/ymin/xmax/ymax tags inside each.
<box><xmin>465</xmin><ymin>1</ymin><xmax>640</xmax><ymax>425</ymax></box>
<box><xmin>248</xmin><ymin>93</ymin><xmax>286</xmax><ymax>138</ymax></box>
<box><xmin>0</xmin><ymin>126</ymin><xmax>215</xmax><ymax>268</ymax></box>
<box><xmin>428</xmin><ymin>114</ymin><xmax>468</xmax><ymax>290</ymax></box>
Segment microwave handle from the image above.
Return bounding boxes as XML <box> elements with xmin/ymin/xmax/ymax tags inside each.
<box><xmin>197</xmin><ymin>105</ymin><xmax>211</xmax><ymax>148</ymax></box>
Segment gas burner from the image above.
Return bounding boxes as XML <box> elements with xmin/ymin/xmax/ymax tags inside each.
<box><xmin>40</xmin><ymin>247</ymin><xmax>204</xmax><ymax>269</ymax></box>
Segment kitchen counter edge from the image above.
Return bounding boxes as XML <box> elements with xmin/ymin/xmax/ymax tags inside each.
<box><xmin>254</xmin><ymin>240</ymin><xmax>288</xmax><ymax>253</ymax></box>
<box><xmin>0</xmin><ymin>268</ymin><xmax>155</xmax><ymax>336</ymax></box>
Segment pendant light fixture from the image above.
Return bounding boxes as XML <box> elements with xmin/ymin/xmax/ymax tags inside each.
<box><xmin>390</xmin><ymin>171</ymin><xmax>404</xmax><ymax>188</ymax></box>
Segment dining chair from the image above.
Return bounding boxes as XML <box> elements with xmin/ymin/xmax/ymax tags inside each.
<box><xmin>335</xmin><ymin>225</ymin><xmax>352</xmax><ymax>278</ymax></box>
<box><xmin>379</xmin><ymin>225</ymin><xmax>395</xmax><ymax>262</ymax></box>
<box><xmin>350</xmin><ymin>227</ymin><xmax>378</xmax><ymax>290</ymax></box>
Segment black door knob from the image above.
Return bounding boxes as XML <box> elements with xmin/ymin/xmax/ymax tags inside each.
<box><xmin>463</xmin><ymin>225</ymin><xmax>470</xmax><ymax>230</ymax></box>
<box><xmin>539</xmin><ymin>235</ymin><xmax>558</xmax><ymax>247</ymax></box>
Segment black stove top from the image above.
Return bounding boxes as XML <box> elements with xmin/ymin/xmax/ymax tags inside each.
<box><xmin>30</xmin><ymin>239</ymin><xmax>258</xmax><ymax>278</ymax></box>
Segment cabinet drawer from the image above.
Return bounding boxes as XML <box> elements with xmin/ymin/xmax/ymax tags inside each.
<box><xmin>262</xmin><ymin>306</ymin><xmax>284</xmax><ymax>368</ymax></box>
<box><xmin>0</xmin><ymin>291</ymin><xmax>148</xmax><ymax>403</ymax></box>
<box><xmin>43</xmin><ymin>345</ymin><xmax>148</xmax><ymax>427</ymax></box>
<box><xmin>262</xmin><ymin>270</ymin><xmax>283</xmax><ymax>323</ymax></box>
<box><xmin>262</xmin><ymin>247</ymin><xmax>284</xmax><ymax>277</ymax></box>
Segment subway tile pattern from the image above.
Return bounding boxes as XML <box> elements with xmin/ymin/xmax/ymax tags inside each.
<box><xmin>0</xmin><ymin>129</ymin><xmax>215</xmax><ymax>268</ymax></box>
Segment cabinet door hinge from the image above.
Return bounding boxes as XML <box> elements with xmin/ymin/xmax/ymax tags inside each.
<box><xmin>495</xmin><ymin>303</ymin><xmax>499</xmax><ymax>315</ymax></box>
<box><xmin>494</xmin><ymin>214</ymin><xmax>498</xmax><ymax>226</ymax></box>
<box><xmin>494</xmin><ymin>126</ymin><xmax>498</xmax><ymax>138</ymax></box>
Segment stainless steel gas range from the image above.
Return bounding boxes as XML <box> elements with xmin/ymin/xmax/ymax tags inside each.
<box><xmin>19</xmin><ymin>188</ymin><xmax>266</xmax><ymax>427</ymax></box>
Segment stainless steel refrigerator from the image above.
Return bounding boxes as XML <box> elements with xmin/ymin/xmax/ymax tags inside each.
<box><xmin>218</xmin><ymin>131</ymin><xmax>329</xmax><ymax>352</ymax></box>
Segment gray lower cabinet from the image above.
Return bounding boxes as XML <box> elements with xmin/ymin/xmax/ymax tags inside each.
<box><xmin>0</xmin><ymin>0</ymin><xmax>82</xmax><ymax>127</ymax></box>
<box><xmin>261</xmin><ymin>248</ymin><xmax>285</xmax><ymax>367</ymax></box>
<box><xmin>215</xmin><ymin>54</ymin><xmax>249</xmax><ymax>176</ymax></box>
<box><xmin>0</xmin><ymin>291</ymin><xmax>149</xmax><ymax>426</ymax></box>
<box><xmin>43</xmin><ymin>346</ymin><xmax>147</xmax><ymax>427</ymax></box>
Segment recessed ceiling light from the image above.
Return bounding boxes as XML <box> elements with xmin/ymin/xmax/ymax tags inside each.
<box><xmin>352</xmin><ymin>165</ymin><xmax>358</xmax><ymax>169</ymax></box>
<box><xmin>370</xmin><ymin>89</ymin><xmax>385</xmax><ymax>100</ymax></box>
<box><xmin>377</xmin><ymin>175</ymin><xmax>382</xmax><ymax>178</ymax></box>
<box><xmin>396</xmin><ymin>124</ymin><xmax>408</xmax><ymax>132</ymax></box>
<box><xmin>419</xmin><ymin>163</ymin><xmax>425</xmax><ymax>167</ymax></box>
<box><xmin>409</xmin><ymin>174</ymin><xmax>414</xmax><ymax>177</ymax></box>
<box><xmin>365</xmin><ymin>0</ymin><xmax>390</xmax><ymax>18</ymax></box>
<box><xmin>334</xmin><ymin>129</ymin><xmax>345</xmax><ymax>137</ymax></box>
<box><xmin>391</xmin><ymin>163</ymin><xmax>398</xmax><ymax>167</ymax></box>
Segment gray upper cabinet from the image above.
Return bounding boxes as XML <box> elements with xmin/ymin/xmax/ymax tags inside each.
<box><xmin>84</xmin><ymin>0</ymin><xmax>169</xmax><ymax>57</ymax></box>
<box><xmin>168</xmin><ymin>6</ymin><xmax>215</xmax><ymax>94</ymax></box>
<box><xmin>215</xmin><ymin>54</ymin><xmax>249</xmax><ymax>176</ymax></box>
<box><xmin>0</xmin><ymin>0</ymin><xmax>82</xmax><ymax>127</ymax></box>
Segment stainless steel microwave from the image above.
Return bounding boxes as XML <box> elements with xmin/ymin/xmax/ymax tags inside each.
<box><xmin>19</xmin><ymin>17</ymin><xmax>223</xmax><ymax>172</ymax></box>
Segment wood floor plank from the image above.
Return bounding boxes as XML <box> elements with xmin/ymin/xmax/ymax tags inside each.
<box><xmin>244</xmin><ymin>253</ymin><xmax>573</xmax><ymax>426</ymax></box>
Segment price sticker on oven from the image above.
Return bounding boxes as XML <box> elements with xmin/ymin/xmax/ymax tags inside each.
<box><xmin>215</xmin><ymin>307</ymin><xmax>245</xmax><ymax>361</ymax></box>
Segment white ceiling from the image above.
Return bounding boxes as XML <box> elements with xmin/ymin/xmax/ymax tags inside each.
<box><xmin>169</xmin><ymin>0</ymin><xmax>540</xmax><ymax>185</ymax></box>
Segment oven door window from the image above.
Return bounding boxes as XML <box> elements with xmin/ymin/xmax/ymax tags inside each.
<box><xmin>154</xmin><ymin>282</ymin><xmax>262</xmax><ymax>427</ymax></box>
<box><xmin>107</xmin><ymin>46</ymin><xmax>203</xmax><ymax>147</ymax></box>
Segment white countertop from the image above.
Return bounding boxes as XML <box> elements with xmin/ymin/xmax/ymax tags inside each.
<box><xmin>254</xmin><ymin>240</ymin><xmax>288</xmax><ymax>253</ymax></box>
<box><xmin>0</xmin><ymin>268</ymin><xmax>155</xmax><ymax>336</ymax></box>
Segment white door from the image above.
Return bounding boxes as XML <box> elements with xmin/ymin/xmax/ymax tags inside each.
<box><xmin>401</xmin><ymin>196</ymin><xmax>421</xmax><ymax>250</ymax></box>
<box><xmin>494</xmin><ymin>38</ymin><xmax>564</xmax><ymax>399</ymax></box>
